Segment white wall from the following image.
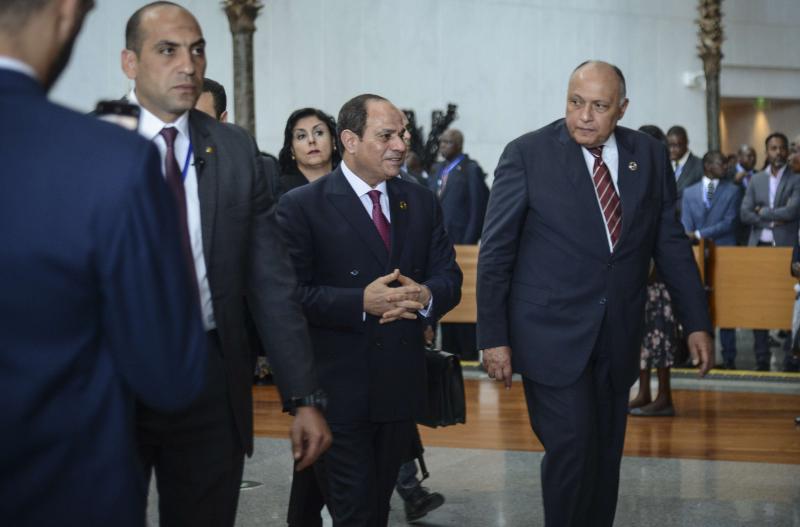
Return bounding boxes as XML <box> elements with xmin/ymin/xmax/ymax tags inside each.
<box><xmin>50</xmin><ymin>0</ymin><xmax>800</xmax><ymax>177</ymax></box>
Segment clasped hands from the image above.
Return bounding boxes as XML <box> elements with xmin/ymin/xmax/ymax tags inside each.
<box><xmin>364</xmin><ymin>269</ymin><xmax>430</xmax><ymax>324</ymax></box>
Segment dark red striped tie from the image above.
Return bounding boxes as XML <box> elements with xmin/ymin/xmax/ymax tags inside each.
<box><xmin>588</xmin><ymin>146</ymin><xmax>622</xmax><ymax>249</ymax></box>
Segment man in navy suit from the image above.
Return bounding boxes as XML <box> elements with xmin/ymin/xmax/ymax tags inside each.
<box><xmin>0</xmin><ymin>1</ymin><xmax>207</xmax><ymax>526</ymax></box>
<box><xmin>478</xmin><ymin>61</ymin><xmax>713</xmax><ymax>527</ymax></box>
<box><xmin>430</xmin><ymin>128</ymin><xmax>489</xmax><ymax>361</ymax></box>
<box><xmin>682</xmin><ymin>151</ymin><xmax>743</xmax><ymax>368</ymax></box>
<box><xmin>276</xmin><ymin>94</ymin><xmax>462</xmax><ymax>526</ymax></box>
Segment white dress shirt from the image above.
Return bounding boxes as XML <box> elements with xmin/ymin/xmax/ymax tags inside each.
<box><xmin>0</xmin><ymin>56</ymin><xmax>37</xmax><ymax>80</ymax></box>
<box><xmin>340</xmin><ymin>161</ymin><xmax>432</xmax><ymax>318</ymax></box>
<box><xmin>129</xmin><ymin>90</ymin><xmax>215</xmax><ymax>330</ymax></box>
<box><xmin>759</xmin><ymin>164</ymin><xmax>786</xmax><ymax>244</ymax></box>
<box><xmin>581</xmin><ymin>134</ymin><xmax>620</xmax><ymax>252</ymax></box>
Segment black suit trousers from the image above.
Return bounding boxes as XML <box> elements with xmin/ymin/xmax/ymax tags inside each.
<box><xmin>321</xmin><ymin>420</ymin><xmax>414</xmax><ymax>527</ymax></box>
<box><xmin>522</xmin><ymin>322</ymin><xmax>629</xmax><ymax>527</ymax></box>
<box><xmin>137</xmin><ymin>331</ymin><xmax>245</xmax><ymax>527</ymax></box>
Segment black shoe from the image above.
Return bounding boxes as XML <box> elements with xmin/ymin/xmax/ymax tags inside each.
<box><xmin>756</xmin><ymin>363</ymin><xmax>770</xmax><ymax>372</ymax></box>
<box><xmin>403</xmin><ymin>486</ymin><xmax>445</xmax><ymax>522</ymax></box>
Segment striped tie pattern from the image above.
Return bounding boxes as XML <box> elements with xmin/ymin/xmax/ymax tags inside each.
<box><xmin>588</xmin><ymin>146</ymin><xmax>622</xmax><ymax>249</ymax></box>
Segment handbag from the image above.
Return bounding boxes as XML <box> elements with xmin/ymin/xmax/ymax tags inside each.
<box><xmin>417</xmin><ymin>347</ymin><xmax>466</xmax><ymax>428</ymax></box>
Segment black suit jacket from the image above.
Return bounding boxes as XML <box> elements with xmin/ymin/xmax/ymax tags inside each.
<box><xmin>676</xmin><ymin>152</ymin><xmax>703</xmax><ymax>197</ymax></box>
<box><xmin>430</xmin><ymin>154</ymin><xmax>490</xmax><ymax>244</ymax></box>
<box><xmin>276</xmin><ymin>168</ymin><xmax>462</xmax><ymax>423</ymax></box>
<box><xmin>187</xmin><ymin>111</ymin><xmax>317</xmax><ymax>453</ymax></box>
<box><xmin>477</xmin><ymin>120</ymin><xmax>711</xmax><ymax>390</ymax></box>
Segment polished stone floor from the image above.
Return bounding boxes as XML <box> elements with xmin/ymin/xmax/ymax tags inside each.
<box><xmin>147</xmin><ymin>434</ymin><xmax>800</xmax><ymax>526</ymax></box>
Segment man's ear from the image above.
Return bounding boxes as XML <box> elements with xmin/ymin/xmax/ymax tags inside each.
<box><xmin>53</xmin><ymin>0</ymin><xmax>89</xmax><ymax>45</ymax></box>
<box><xmin>340</xmin><ymin>129</ymin><xmax>359</xmax><ymax>154</ymax></box>
<box><xmin>219</xmin><ymin>110</ymin><xmax>228</xmax><ymax>123</ymax></box>
<box><xmin>120</xmin><ymin>49</ymin><xmax>138</xmax><ymax>81</ymax></box>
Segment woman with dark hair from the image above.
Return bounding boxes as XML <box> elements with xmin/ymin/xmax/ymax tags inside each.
<box><xmin>629</xmin><ymin>124</ymin><xmax>679</xmax><ymax>416</ymax></box>
<box><xmin>276</xmin><ymin>107</ymin><xmax>340</xmax><ymax>198</ymax></box>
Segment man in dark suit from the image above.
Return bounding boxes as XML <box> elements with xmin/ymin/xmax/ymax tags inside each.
<box><xmin>667</xmin><ymin>125</ymin><xmax>704</xmax><ymax>201</ymax></box>
<box><xmin>0</xmin><ymin>1</ymin><xmax>208</xmax><ymax>526</ymax></box>
<box><xmin>119</xmin><ymin>3</ymin><xmax>331</xmax><ymax>526</ymax></box>
<box><xmin>727</xmin><ymin>144</ymin><xmax>758</xmax><ymax>245</ymax></box>
<box><xmin>741</xmin><ymin>132</ymin><xmax>800</xmax><ymax>371</ymax></box>
<box><xmin>430</xmin><ymin>128</ymin><xmax>489</xmax><ymax>361</ymax></box>
<box><xmin>478</xmin><ymin>61</ymin><xmax>713</xmax><ymax>527</ymax></box>
<box><xmin>682</xmin><ymin>151</ymin><xmax>743</xmax><ymax>369</ymax></box>
<box><xmin>276</xmin><ymin>94</ymin><xmax>462</xmax><ymax>526</ymax></box>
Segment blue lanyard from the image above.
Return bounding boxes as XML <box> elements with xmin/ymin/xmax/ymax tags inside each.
<box><xmin>438</xmin><ymin>154</ymin><xmax>464</xmax><ymax>188</ymax></box>
<box><xmin>181</xmin><ymin>143</ymin><xmax>193</xmax><ymax>182</ymax></box>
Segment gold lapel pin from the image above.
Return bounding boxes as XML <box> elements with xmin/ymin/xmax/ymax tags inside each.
<box><xmin>628</xmin><ymin>161</ymin><xmax>638</xmax><ymax>171</ymax></box>
<box><xmin>399</xmin><ymin>201</ymin><xmax>408</xmax><ymax>210</ymax></box>
<box><xmin>205</xmin><ymin>146</ymin><xmax>214</xmax><ymax>154</ymax></box>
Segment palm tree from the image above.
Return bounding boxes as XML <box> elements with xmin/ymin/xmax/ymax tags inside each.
<box><xmin>223</xmin><ymin>0</ymin><xmax>263</xmax><ymax>135</ymax></box>
<box><xmin>697</xmin><ymin>0</ymin><xmax>724</xmax><ymax>151</ymax></box>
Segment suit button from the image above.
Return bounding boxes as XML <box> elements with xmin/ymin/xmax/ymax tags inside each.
<box><xmin>599</xmin><ymin>297</ymin><xmax>607</xmax><ymax>305</ymax></box>
<box><xmin>374</xmin><ymin>339</ymin><xmax>383</xmax><ymax>348</ymax></box>
<box><xmin>607</xmin><ymin>262</ymin><xmax>613</xmax><ymax>269</ymax></box>
<box><xmin>400</xmin><ymin>337</ymin><xmax>408</xmax><ymax>345</ymax></box>
<box><xmin>350</xmin><ymin>269</ymin><xmax>359</xmax><ymax>277</ymax></box>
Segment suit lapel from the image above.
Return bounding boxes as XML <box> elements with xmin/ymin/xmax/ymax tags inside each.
<box><xmin>615</xmin><ymin>129</ymin><xmax>646</xmax><ymax>248</ymax></box>
<box><xmin>326</xmin><ymin>169</ymin><xmax>389</xmax><ymax>269</ymax></box>
<box><xmin>774</xmin><ymin>169</ymin><xmax>789</xmax><ymax>205</ymax></box>
<box><xmin>387</xmin><ymin>179</ymin><xmax>409</xmax><ymax>266</ymax></box>
<box><xmin>188</xmin><ymin>111</ymin><xmax>219</xmax><ymax>266</ymax></box>
<box><xmin>557</xmin><ymin>122</ymin><xmax>611</xmax><ymax>257</ymax></box>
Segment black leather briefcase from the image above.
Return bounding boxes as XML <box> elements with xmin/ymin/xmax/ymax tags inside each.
<box><xmin>417</xmin><ymin>348</ymin><xmax>466</xmax><ymax>428</ymax></box>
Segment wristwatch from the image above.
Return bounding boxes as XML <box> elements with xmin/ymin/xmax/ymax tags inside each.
<box><xmin>283</xmin><ymin>389</ymin><xmax>328</xmax><ymax>416</ymax></box>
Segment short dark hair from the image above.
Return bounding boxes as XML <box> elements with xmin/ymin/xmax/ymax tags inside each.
<box><xmin>278</xmin><ymin>107</ymin><xmax>341</xmax><ymax>176</ymax></box>
<box><xmin>125</xmin><ymin>1</ymin><xmax>181</xmax><ymax>53</ymax></box>
<box><xmin>638</xmin><ymin>124</ymin><xmax>666</xmax><ymax>145</ymax></box>
<box><xmin>702</xmin><ymin>150</ymin><xmax>724</xmax><ymax>166</ymax></box>
<box><xmin>765</xmin><ymin>132</ymin><xmax>788</xmax><ymax>149</ymax></box>
<box><xmin>666</xmin><ymin>125</ymin><xmax>688</xmax><ymax>140</ymax></box>
<box><xmin>573</xmin><ymin>60</ymin><xmax>627</xmax><ymax>100</ymax></box>
<box><xmin>337</xmin><ymin>94</ymin><xmax>387</xmax><ymax>140</ymax></box>
<box><xmin>0</xmin><ymin>0</ymin><xmax>52</xmax><ymax>30</ymax></box>
<box><xmin>201</xmin><ymin>78</ymin><xmax>227</xmax><ymax>119</ymax></box>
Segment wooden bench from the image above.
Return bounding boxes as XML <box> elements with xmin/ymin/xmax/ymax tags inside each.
<box><xmin>441</xmin><ymin>243</ymin><xmax>796</xmax><ymax>330</ymax></box>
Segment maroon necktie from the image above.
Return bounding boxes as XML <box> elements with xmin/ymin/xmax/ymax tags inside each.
<box><xmin>367</xmin><ymin>189</ymin><xmax>391</xmax><ymax>252</ymax></box>
<box><xmin>159</xmin><ymin>127</ymin><xmax>197</xmax><ymax>283</ymax></box>
<box><xmin>588</xmin><ymin>146</ymin><xmax>622</xmax><ymax>249</ymax></box>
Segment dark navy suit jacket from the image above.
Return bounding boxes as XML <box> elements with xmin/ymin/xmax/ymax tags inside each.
<box><xmin>276</xmin><ymin>168</ymin><xmax>462</xmax><ymax>423</ymax></box>
<box><xmin>477</xmin><ymin>120</ymin><xmax>711</xmax><ymax>390</ymax></box>
<box><xmin>0</xmin><ymin>68</ymin><xmax>207</xmax><ymax>526</ymax></box>
<box><xmin>681</xmin><ymin>179</ymin><xmax>742</xmax><ymax>246</ymax></box>
<box><xmin>430</xmin><ymin>154</ymin><xmax>489</xmax><ymax>244</ymax></box>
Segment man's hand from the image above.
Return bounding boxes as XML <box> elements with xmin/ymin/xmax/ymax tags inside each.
<box><xmin>482</xmin><ymin>346</ymin><xmax>513</xmax><ymax>389</ymax></box>
<box><xmin>734</xmin><ymin>170</ymin><xmax>747</xmax><ymax>184</ymax></box>
<box><xmin>686</xmin><ymin>231</ymin><xmax>697</xmax><ymax>240</ymax></box>
<box><xmin>289</xmin><ymin>407</ymin><xmax>332</xmax><ymax>471</ymax></box>
<box><xmin>687</xmin><ymin>331</ymin><xmax>714</xmax><ymax>377</ymax></box>
<box><xmin>377</xmin><ymin>273</ymin><xmax>431</xmax><ymax>324</ymax></box>
<box><xmin>363</xmin><ymin>269</ymin><xmax>423</xmax><ymax>320</ymax></box>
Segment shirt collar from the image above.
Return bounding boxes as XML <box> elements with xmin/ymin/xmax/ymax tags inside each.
<box><xmin>341</xmin><ymin>160</ymin><xmax>388</xmax><ymax>197</ymax></box>
<box><xmin>769</xmin><ymin>164</ymin><xmax>787</xmax><ymax>179</ymax></box>
<box><xmin>582</xmin><ymin>133</ymin><xmax>618</xmax><ymax>160</ymax></box>
<box><xmin>735</xmin><ymin>163</ymin><xmax>752</xmax><ymax>174</ymax></box>
<box><xmin>0</xmin><ymin>56</ymin><xmax>38</xmax><ymax>81</ymax></box>
<box><xmin>702</xmin><ymin>175</ymin><xmax>714</xmax><ymax>187</ymax></box>
<box><xmin>676</xmin><ymin>150</ymin><xmax>691</xmax><ymax>167</ymax></box>
<box><xmin>128</xmin><ymin>89</ymin><xmax>190</xmax><ymax>142</ymax></box>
